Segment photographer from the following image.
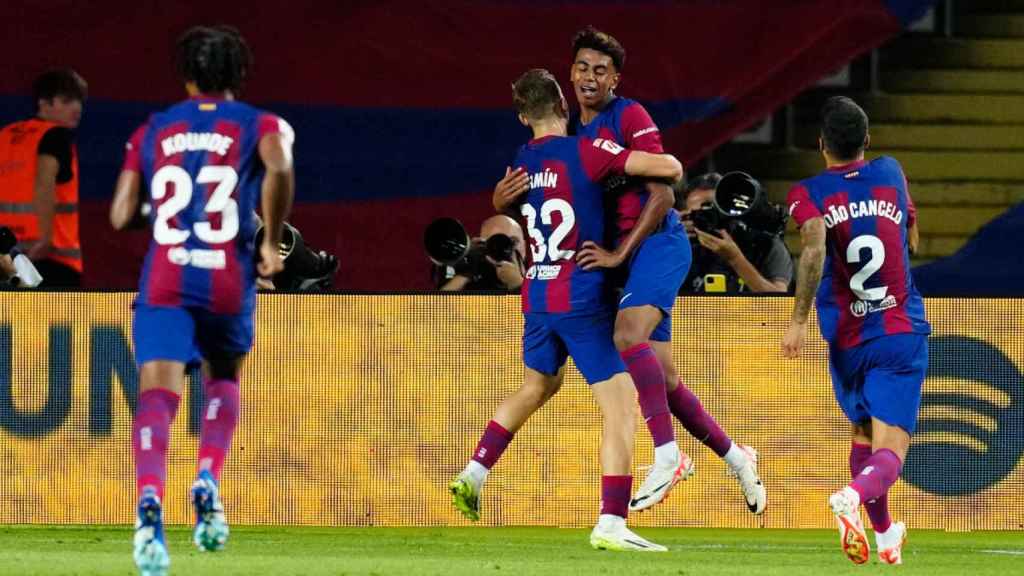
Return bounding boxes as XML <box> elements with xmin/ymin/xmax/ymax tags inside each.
<box><xmin>681</xmin><ymin>172</ymin><xmax>793</xmax><ymax>293</ymax></box>
<box><xmin>427</xmin><ymin>215</ymin><xmax>526</xmax><ymax>292</ymax></box>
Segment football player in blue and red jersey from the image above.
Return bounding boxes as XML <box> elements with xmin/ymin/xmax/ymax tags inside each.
<box><xmin>451</xmin><ymin>69</ymin><xmax>683</xmax><ymax>551</ymax></box>
<box><xmin>110</xmin><ymin>26</ymin><xmax>294</xmax><ymax>576</ymax></box>
<box><xmin>783</xmin><ymin>96</ymin><xmax>931</xmax><ymax>566</ymax></box>
<box><xmin>494</xmin><ymin>27</ymin><xmax>765</xmax><ymax>515</ymax></box>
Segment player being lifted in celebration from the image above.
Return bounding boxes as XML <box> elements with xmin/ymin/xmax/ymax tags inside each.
<box><xmin>451</xmin><ymin>68</ymin><xmax>683</xmax><ymax>551</ymax></box>
<box><xmin>110</xmin><ymin>26</ymin><xmax>294</xmax><ymax>576</ymax></box>
<box><xmin>782</xmin><ymin>96</ymin><xmax>930</xmax><ymax>565</ymax></box>
<box><xmin>494</xmin><ymin>26</ymin><xmax>765</xmax><ymax>514</ymax></box>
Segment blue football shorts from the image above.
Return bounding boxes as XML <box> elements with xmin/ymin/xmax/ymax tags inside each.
<box><xmin>132</xmin><ymin>303</ymin><xmax>255</xmax><ymax>367</ymax></box>
<box><xmin>619</xmin><ymin>216</ymin><xmax>691</xmax><ymax>342</ymax></box>
<box><xmin>829</xmin><ymin>333</ymin><xmax>929</xmax><ymax>434</ymax></box>
<box><xmin>522</xmin><ymin>308</ymin><xmax>626</xmax><ymax>385</ymax></box>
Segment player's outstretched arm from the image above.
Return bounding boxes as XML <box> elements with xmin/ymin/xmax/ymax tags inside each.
<box><xmin>258</xmin><ymin>132</ymin><xmax>295</xmax><ymax>278</ymax></box>
<box><xmin>110</xmin><ymin>170</ymin><xmax>141</xmax><ymax>231</ymax></box>
<box><xmin>782</xmin><ymin>216</ymin><xmax>826</xmax><ymax>358</ymax></box>
<box><xmin>623</xmin><ymin>151</ymin><xmax>683</xmax><ymax>183</ymax></box>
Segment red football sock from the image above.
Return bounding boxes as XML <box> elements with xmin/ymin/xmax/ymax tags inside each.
<box><xmin>197</xmin><ymin>378</ymin><xmax>241</xmax><ymax>482</ymax></box>
<box><xmin>620</xmin><ymin>343</ymin><xmax>674</xmax><ymax>447</ymax></box>
<box><xmin>133</xmin><ymin>388</ymin><xmax>180</xmax><ymax>500</ymax></box>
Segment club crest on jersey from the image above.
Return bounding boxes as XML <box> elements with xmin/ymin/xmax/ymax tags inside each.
<box><xmin>850</xmin><ymin>295</ymin><xmax>897</xmax><ymax>317</ymax></box>
<box><xmin>823</xmin><ymin>199</ymin><xmax>903</xmax><ymax>229</ymax></box>
<box><xmin>526</xmin><ymin>264</ymin><xmax>562</xmax><ymax>280</ymax></box>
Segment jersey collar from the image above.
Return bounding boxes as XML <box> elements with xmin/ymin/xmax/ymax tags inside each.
<box><xmin>827</xmin><ymin>159</ymin><xmax>869</xmax><ymax>172</ymax></box>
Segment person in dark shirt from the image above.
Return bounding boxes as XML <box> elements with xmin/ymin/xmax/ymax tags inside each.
<box><xmin>681</xmin><ymin>172</ymin><xmax>793</xmax><ymax>293</ymax></box>
<box><xmin>0</xmin><ymin>68</ymin><xmax>87</xmax><ymax>287</ymax></box>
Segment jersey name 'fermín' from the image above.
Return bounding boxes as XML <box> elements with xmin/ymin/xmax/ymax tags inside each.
<box><xmin>123</xmin><ymin>97</ymin><xmax>293</xmax><ymax>315</ymax></box>
<box><xmin>788</xmin><ymin>156</ymin><xmax>930</xmax><ymax>349</ymax></box>
<box><xmin>513</xmin><ymin>135</ymin><xmax>632</xmax><ymax>314</ymax></box>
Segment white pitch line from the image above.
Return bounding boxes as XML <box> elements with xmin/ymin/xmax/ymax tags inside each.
<box><xmin>981</xmin><ymin>549</ymin><xmax>1024</xmax><ymax>556</ymax></box>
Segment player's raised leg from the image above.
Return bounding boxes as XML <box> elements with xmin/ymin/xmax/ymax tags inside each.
<box><xmin>654</xmin><ymin>342</ymin><xmax>766</xmax><ymax>514</ymax></box>
<box><xmin>192</xmin><ymin>351</ymin><xmax>244</xmax><ymax>552</ymax></box>
<box><xmin>450</xmin><ymin>366</ymin><xmax>563</xmax><ymax>521</ymax></box>
<box><xmin>589</xmin><ymin>372</ymin><xmax>666</xmax><ymax>551</ymax></box>
<box><xmin>132</xmin><ymin>359</ymin><xmax>185</xmax><ymax>576</ymax></box>
<box><xmin>849</xmin><ymin>437</ymin><xmax>905</xmax><ymax>565</ymax></box>
<box><xmin>614</xmin><ymin>305</ymin><xmax>688</xmax><ymax>512</ymax></box>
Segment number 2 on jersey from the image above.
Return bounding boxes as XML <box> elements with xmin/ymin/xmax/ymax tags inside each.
<box><xmin>521</xmin><ymin>199</ymin><xmax>576</xmax><ymax>263</ymax></box>
<box><xmin>847</xmin><ymin>234</ymin><xmax>887</xmax><ymax>300</ymax></box>
<box><xmin>151</xmin><ymin>165</ymin><xmax>239</xmax><ymax>245</ymax></box>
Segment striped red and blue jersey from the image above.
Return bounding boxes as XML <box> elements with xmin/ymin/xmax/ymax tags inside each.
<box><xmin>122</xmin><ymin>96</ymin><xmax>293</xmax><ymax>315</ymax></box>
<box><xmin>573</xmin><ymin>96</ymin><xmax>671</xmax><ymax>243</ymax></box>
<box><xmin>514</xmin><ymin>135</ymin><xmax>632</xmax><ymax>314</ymax></box>
<box><xmin>787</xmin><ymin>156</ymin><xmax>930</xmax><ymax>350</ymax></box>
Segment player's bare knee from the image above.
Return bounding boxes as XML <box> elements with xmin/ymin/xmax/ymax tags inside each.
<box><xmin>613</xmin><ymin>307</ymin><xmax>660</xmax><ymax>351</ymax></box>
<box><xmin>613</xmin><ymin>323</ymin><xmax>647</xmax><ymax>351</ymax></box>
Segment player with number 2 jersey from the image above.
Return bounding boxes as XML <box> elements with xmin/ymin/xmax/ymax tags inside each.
<box><xmin>783</xmin><ymin>96</ymin><xmax>929</xmax><ymax>567</ymax></box>
<box><xmin>110</xmin><ymin>26</ymin><xmax>294</xmax><ymax>576</ymax></box>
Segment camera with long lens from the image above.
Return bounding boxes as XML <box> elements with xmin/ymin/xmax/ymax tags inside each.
<box><xmin>424</xmin><ymin>217</ymin><xmax>516</xmax><ymax>286</ymax></box>
<box><xmin>253</xmin><ymin>222</ymin><xmax>339</xmax><ymax>291</ymax></box>
<box><xmin>687</xmin><ymin>171</ymin><xmax>788</xmax><ymax>248</ymax></box>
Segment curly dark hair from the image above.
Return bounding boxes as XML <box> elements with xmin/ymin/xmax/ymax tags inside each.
<box><xmin>175</xmin><ymin>25</ymin><xmax>252</xmax><ymax>94</ymax></box>
<box><xmin>821</xmin><ymin>96</ymin><xmax>869</xmax><ymax>161</ymax></box>
<box><xmin>32</xmin><ymin>68</ymin><xmax>87</xmax><ymax>105</ymax></box>
<box><xmin>571</xmin><ymin>25</ymin><xmax>625</xmax><ymax>71</ymax></box>
<box><xmin>512</xmin><ymin>69</ymin><xmax>563</xmax><ymax>122</ymax></box>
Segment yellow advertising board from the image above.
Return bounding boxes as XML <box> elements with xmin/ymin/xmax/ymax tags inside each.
<box><xmin>1</xmin><ymin>293</ymin><xmax>1021</xmax><ymax>529</ymax></box>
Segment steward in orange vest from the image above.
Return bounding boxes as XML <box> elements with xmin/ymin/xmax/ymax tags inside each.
<box><xmin>0</xmin><ymin>69</ymin><xmax>87</xmax><ymax>287</ymax></box>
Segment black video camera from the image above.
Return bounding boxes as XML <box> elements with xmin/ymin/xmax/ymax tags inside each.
<box><xmin>424</xmin><ymin>217</ymin><xmax>517</xmax><ymax>285</ymax></box>
<box><xmin>253</xmin><ymin>222</ymin><xmax>339</xmax><ymax>291</ymax></box>
<box><xmin>687</xmin><ymin>171</ymin><xmax>788</xmax><ymax>248</ymax></box>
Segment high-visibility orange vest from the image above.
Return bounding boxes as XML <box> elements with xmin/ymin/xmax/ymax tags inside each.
<box><xmin>0</xmin><ymin>118</ymin><xmax>81</xmax><ymax>272</ymax></box>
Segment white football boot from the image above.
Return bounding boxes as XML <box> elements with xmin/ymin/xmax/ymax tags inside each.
<box><xmin>829</xmin><ymin>486</ymin><xmax>870</xmax><ymax>564</ymax></box>
<box><xmin>876</xmin><ymin>521</ymin><xmax>907</xmax><ymax>565</ymax></box>
<box><xmin>628</xmin><ymin>450</ymin><xmax>694</xmax><ymax>512</ymax></box>
<box><xmin>590</xmin><ymin>515</ymin><xmax>668</xmax><ymax>552</ymax></box>
<box><xmin>726</xmin><ymin>444</ymin><xmax>767</xmax><ymax>515</ymax></box>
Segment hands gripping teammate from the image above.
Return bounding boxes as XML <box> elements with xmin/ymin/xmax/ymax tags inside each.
<box><xmin>110</xmin><ymin>26</ymin><xmax>294</xmax><ymax>576</ymax></box>
<box><xmin>452</xmin><ymin>69</ymin><xmax>683</xmax><ymax>552</ymax></box>
<box><xmin>494</xmin><ymin>27</ymin><xmax>765</xmax><ymax>515</ymax></box>
<box><xmin>783</xmin><ymin>96</ymin><xmax>930</xmax><ymax>565</ymax></box>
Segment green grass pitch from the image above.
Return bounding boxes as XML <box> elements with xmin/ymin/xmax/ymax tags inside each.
<box><xmin>1</xmin><ymin>526</ymin><xmax>1022</xmax><ymax>575</ymax></box>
